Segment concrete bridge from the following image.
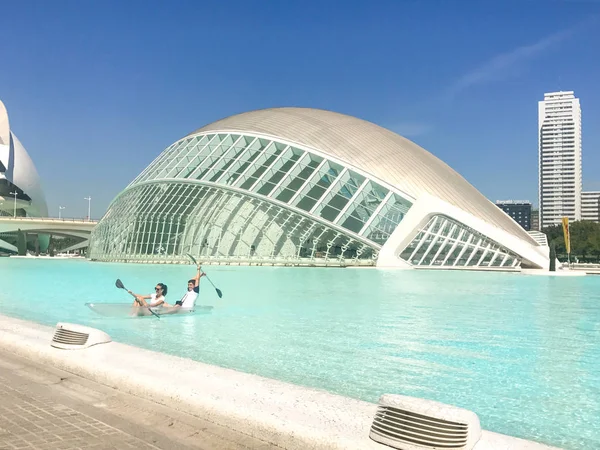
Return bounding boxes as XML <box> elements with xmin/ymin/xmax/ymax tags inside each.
<box><xmin>0</xmin><ymin>217</ymin><xmax>97</xmax><ymax>253</ymax></box>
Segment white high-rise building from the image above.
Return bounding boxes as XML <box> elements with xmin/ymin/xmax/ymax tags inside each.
<box><xmin>582</xmin><ymin>191</ymin><xmax>600</xmax><ymax>222</ymax></box>
<box><xmin>538</xmin><ymin>91</ymin><xmax>582</xmax><ymax>229</ymax></box>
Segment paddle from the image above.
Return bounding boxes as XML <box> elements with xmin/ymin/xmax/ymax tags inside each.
<box><xmin>115</xmin><ymin>278</ymin><xmax>161</xmax><ymax>319</ymax></box>
<box><xmin>186</xmin><ymin>253</ymin><xmax>223</xmax><ymax>298</ymax></box>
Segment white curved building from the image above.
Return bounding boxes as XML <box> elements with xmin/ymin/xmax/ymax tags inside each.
<box><xmin>90</xmin><ymin>108</ymin><xmax>550</xmax><ymax>270</ymax></box>
<box><xmin>0</xmin><ymin>101</ymin><xmax>48</xmax><ymax>218</ymax></box>
<box><xmin>0</xmin><ymin>100</ymin><xmax>49</xmax><ymax>252</ymax></box>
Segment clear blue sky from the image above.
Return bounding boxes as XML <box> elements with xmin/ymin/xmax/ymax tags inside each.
<box><xmin>1</xmin><ymin>0</ymin><xmax>599</xmax><ymax>219</ymax></box>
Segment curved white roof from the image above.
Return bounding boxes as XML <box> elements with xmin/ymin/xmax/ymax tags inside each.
<box><xmin>0</xmin><ymin>100</ymin><xmax>48</xmax><ymax>217</ymax></box>
<box><xmin>188</xmin><ymin>107</ymin><xmax>537</xmax><ymax>245</ymax></box>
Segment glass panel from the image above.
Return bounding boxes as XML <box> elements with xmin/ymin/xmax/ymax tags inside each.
<box><xmin>252</xmin><ymin>147</ymin><xmax>303</xmax><ymax>196</ymax></box>
<box><xmin>313</xmin><ymin>170</ymin><xmax>362</xmax><ymax>220</ymax></box>
<box><xmin>200</xmin><ymin>136</ymin><xmax>256</xmax><ymax>182</ymax></box>
<box><xmin>235</xmin><ymin>146</ymin><xmax>282</xmax><ymax>189</ymax></box>
<box><xmin>195</xmin><ymin>138</ymin><xmax>235</xmax><ymax>181</ymax></box>
<box><xmin>409</xmin><ymin>235</ymin><xmax>431</xmax><ymax>264</ymax></box>
<box><xmin>444</xmin><ymin>243</ymin><xmax>464</xmax><ymax>266</ymax></box>
<box><xmin>467</xmin><ymin>248</ymin><xmax>485</xmax><ymax>266</ymax></box>
<box><xmin>275</xmin><ymin>155</ymin><xmax>323</xmax><ymax>203</ymax></box>
<box><xmin>455</xmin><ymin>246</ymin><xmax>474</xmax><ymax>266</ymax></box>
<box><xmin>224</xmin><ymin>138</ymin><xmax>270</xmax><ymax>185</ymax></box>
<box><xmin>271</xmin><ymin>153</ymin><xmax>314</xmax><ymax>201</ymax></box>
<box><xmin>152</xmin><ymin>138</ymin><xmax>193</xmax><ymax>180</ymax></box>
<box><xmin>490</xmin><ymin>253</ymin><xmax>504</xmax><ymax>266</ymax></box>
<box><xmin>421</xmin><ymin>238</ymin><xmax>443</xmax><ymax>265</ymax></box>
<box><xmin>341</xmin><ymin>214</ymin><xmax>366</xmax><ymax>233</ymax></box>
<box><xmin>480</xmin><ymin>249</ymin><xmax>494</xmax><ymax>266</ymax></box>
<box><xmin>394</xmin><ymin>215</ymin><xmax>519</xmax><ymax>268</ymax></box>
<box><xmin>431</xmin><ymin>240</ymin><xmax>453</xmax><ymax>265</ymax></box>
<box><xmin>293</xmin><ymin>161</ymin><xmax>340</xmax><ymax>211</ymax></box>
<box><xmin>319</xmin><ymin>203</ymin><xmax>343</xmax><ymax>222</ymax></box>
<box><xmin>399</xmin><ymin>231</ymin><xmax>424</xmax><ymax>261</ymax></box>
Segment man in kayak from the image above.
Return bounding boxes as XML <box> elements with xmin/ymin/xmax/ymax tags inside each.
<box><xmin>128</xmin><ymin>283</ymin><xmax>169</xmax><ymax>312</ymax></box>
<box><xmin>174</xmin><ymin>264</ymin><xmax>205</xmax><ymax>309</ymax></box>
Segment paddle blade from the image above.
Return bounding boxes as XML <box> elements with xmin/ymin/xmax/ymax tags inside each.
<box><xmin>216</xmin><ymin>288</ymin><xmax>223</xmax><ymax>298</ymax></box>
<box><xmin>186</xmin><ymin>253</ymin><xmax>198</xmax><ymax>265</ymax></box>
<box><xmin>115</xmin><ymin>279</ymin><xmax>125</xmax><ymax>290</ymax></box>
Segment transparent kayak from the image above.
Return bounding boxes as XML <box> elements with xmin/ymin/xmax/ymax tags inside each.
<box><xmin>85</xmin><ymin>302</ymin><xmax>214</xmax><ymax>318</ymax></box>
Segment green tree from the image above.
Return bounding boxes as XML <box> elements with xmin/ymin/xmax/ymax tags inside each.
<box><xmin>16</xmin><ymin>229</ymin><xmax>26</xmax><ymax>256</ymax></box>
<box><xmin>543</xmin><ymin>220</ymin><xmax>600</xmax><ymax>263</ymax></box>
<box><xmin>549</xmin><ymin>241</ymin><xmax>556</xmax><ymax>271</ymax></box>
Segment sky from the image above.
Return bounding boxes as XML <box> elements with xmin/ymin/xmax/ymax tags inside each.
<box><xmin>1</xmin><ymin>0</ymin><xmax>599</xmax><ymax>219</ymax></box>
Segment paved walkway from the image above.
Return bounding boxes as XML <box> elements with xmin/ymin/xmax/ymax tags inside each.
<box><xmin>0</xmin><ymin>350</ymin><xmax>277</xmax><ymax>450</ymax></box>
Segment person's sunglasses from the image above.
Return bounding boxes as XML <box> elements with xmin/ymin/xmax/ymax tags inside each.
<box><xmin>155</xmin><ymin>287</ymin><xmax>161</xmax><ymax>291</ymax></box>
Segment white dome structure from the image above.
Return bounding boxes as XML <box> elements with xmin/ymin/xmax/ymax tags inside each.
<box><xmin>90</xmin><ymin>108</ymin><xmax>549</xmax><ymax>270</ymax></box>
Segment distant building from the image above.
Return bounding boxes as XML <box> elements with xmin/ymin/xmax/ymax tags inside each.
<box><xmin>531</xmin><ymin>209</ymin><xmax>540</xmax><ymax>231</ymax></box>
<box><xmin>582</xmin><ymin>191</ymin><xmax>600</xmax><ymax>222</ymax></box>
<box><xmin>538</xmin><ymin>91</ymin><xmax>582</xmax><ymax>228</ymax></box>
<box><xmin>0</xmin><ymin>100</ymin><xmax>49</xmax><ymax>252</ymax></box>
<box><xmin>496</xmin><ymin>201</ymin><xmax>532</xmax><ymax>231</ymax></box>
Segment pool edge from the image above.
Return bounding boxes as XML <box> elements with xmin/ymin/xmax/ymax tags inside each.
<box><xmin>0</xmin><ymin>314</ymin><xmax>563</xmax><ymax>450</ymax></box>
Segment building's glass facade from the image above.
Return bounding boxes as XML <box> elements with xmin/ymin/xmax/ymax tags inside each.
<box><xmin>399</xmin><ymin>215</ymin><xmax>521</xmax><ymax>268</ymax></box>
<box><xmin>89</xmin><ymin>132</ymin><xmax>413</xmax><ymax>265</ymax></box>
<box><xmin>495</xmin><ymin>201</ymin><xmax>532</xmax><ymax>231</ymax></box>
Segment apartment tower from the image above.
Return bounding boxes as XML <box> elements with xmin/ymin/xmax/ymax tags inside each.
<box><xmin>538</xmin><ymin>91</ymin><xmax>582</xmax><ymax>229</ymax></box>
<box><xmin>581</xmin><ymin>191</ymin><xmax>600</xmax><ymax>222</ymax></box>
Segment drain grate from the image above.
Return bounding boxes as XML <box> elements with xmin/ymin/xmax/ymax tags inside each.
<box><xmin>52</xmin><ymin>328</ymin><xmax>89</xmax><ymax>347</ymax></box>
<box><xmin>369</xmin><ymin>394</ymin><xmax>481</xmax><ymax>450</ymax></box>
<box><xmin>50</xmin><ymin>323</ymin><xmax>111</xmax><ymax>350</ymax></box>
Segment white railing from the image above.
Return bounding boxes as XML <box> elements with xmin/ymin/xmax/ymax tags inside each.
<box><xmin>0</xmin><ymin>216</ymin><xmax>98</xmax><ymax>224</ymax></box>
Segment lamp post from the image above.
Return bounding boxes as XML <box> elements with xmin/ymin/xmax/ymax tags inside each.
<box><xmin>59</xmin><ymin>206</ymin><xmax>65</xmax><ymax>219</ymax></box>
<box><xmin>9</xmin><ymin>191</ymin><xmax>17</xmax><ymax>217</ymax></box>
<box><xmin>84</xmin><ymin>196</ymin><xmax>91</xmax><ymax>220</ymax></box>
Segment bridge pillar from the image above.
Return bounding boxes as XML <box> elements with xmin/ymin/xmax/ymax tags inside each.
<box><xmin>38</xmin><ymin>233</ymin><xmax>49</xmax><ymax>252</ymax></box>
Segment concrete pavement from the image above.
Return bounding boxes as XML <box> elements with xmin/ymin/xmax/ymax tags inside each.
<box><xmin>0</xmin><ymin>350</ymin><xmax>277</xmax><ymax>450</ymax></box>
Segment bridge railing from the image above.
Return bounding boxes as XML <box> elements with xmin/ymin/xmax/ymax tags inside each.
<box><xmin>0</xmin><ymin>216</ymin><xmax>98</xmax><ymax>224</ymax></box>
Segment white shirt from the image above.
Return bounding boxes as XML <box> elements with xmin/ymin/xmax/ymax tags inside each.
<box><xmin>149</xmin><ymin>293</ymin><xmax>166</xmax><ymax>307</ymax></box>
<box><xmin>180</xmin><ymin>287</ymin><xmax>199</xmax><ymax>308</ymax></box>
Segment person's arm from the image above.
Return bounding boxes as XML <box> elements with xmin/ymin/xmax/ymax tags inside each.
<box><xmin>127</xmin><ymin>290</ymin><xmax>151</xmax><ymax>304</ymax></box>
<box><xmin>194</xmin><ymin>265</ymin><xmax>206</xmax><ymax>293</ymax></box>
<box><xmin>148</xmin><ymin>298</ymin><xmax>164</xmax><ymax>307</ymax></box>
<box><xmin>193</xmin><ymin>265</ymin><xmax>202</xmax><ymax>287</ymax></box>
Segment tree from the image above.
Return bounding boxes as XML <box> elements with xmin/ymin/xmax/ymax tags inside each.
<box><xmin>543</xmin><ymin>220</ymin><xmax>600</xmax><ymax>263</ymax></box>
<box><xmin>549</xmin><ymin>241</ymin><xmax>556</xmax><ymax>271</ymax></box>
<box><xmin>16</xmin><ymin>229</ymin><xmax>26</xmax><ymax>256</ymax></box>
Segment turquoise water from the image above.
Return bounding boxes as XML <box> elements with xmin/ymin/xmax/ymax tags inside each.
<box><xmin>1</xmin><ymin>258</ymin><xmax>599</xmax><ymax>449</ymax></box>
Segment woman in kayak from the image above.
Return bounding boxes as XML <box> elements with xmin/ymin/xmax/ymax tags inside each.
<box><xmin>128</xmin><ymin>283</ymin><xmax>170</xmax><ymax>311</ymax></box>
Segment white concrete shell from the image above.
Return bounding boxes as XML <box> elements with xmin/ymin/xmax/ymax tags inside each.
<box><xmin>0</xmin><ymin>100</ymin><xmax>49</xmax><ymax>252</ymax></box>
<box><xmin>91</xmin><ymin>108</ymin><xmax>549</xmax><ymax>269</ymax></box>
<box><xmin>0</xmin><ymin>100</ymin><xmax>48</xmax><ymax>218</ymax></box>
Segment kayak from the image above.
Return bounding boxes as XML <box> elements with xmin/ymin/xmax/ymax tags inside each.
<box><xmin>85</xmin><ymin>302</ymin><xmax>214</xmax><ymax>318</ymax></box>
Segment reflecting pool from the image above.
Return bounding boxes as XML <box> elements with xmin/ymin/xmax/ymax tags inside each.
<box><xmin>1</xmin><ymin>258</ymin><xmax>599</xmax><ymax>449</ymax></box>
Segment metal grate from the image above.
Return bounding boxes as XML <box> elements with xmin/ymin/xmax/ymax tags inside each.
<box><xmin>370</xmin><ymin>405</ymin><xmax>469</xmax><ymax>449</ymax></box>
<box><xmin>52</xmin><ymin>328</ymin><xmax>89</xmax><ymax>347</ymax></box>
